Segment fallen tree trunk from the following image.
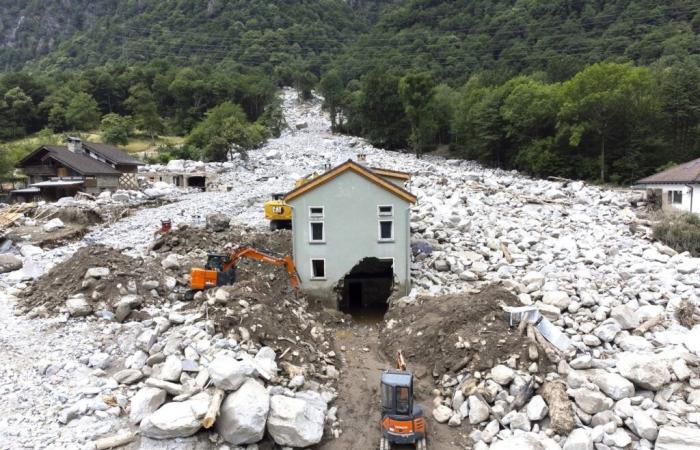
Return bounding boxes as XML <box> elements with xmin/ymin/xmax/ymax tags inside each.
<box><xmin>527</xmin><ymin>324</ymin><xmax>561</xmax><ymax>363</ymax></box>
<box><xmin>202</xmin><ymin>388</ymin><xmax>225</xmax><ymax>429</ymax></box>
<box><xmin>540</xmin><ymin>381</ymin><xmax>575</xmax><ymax>435</ymax></box>
<box><xmin>634</xmin><ymin>315</ymin><xmax>664</xmax><ymax>335</ymax></box>
<box><xmin>91</xmin><ymin>431</ymin><xmax>136</xmax><ymax>449</ymax></box>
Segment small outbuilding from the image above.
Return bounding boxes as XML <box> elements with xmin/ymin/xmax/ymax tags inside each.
<box><xmin>633</xmin><ymin>158</ymin><xmax>700</xmax><ymax>215</ymax></box>
<box><xmin>284</xmin><ymin>158</ymin><xmax>416</xmax><ymax>316</ymax></box>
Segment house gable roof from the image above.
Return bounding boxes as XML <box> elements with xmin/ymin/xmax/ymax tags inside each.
<box><xmin>636</xmin><ymin>157</ymin><xmax>700</xmax><ymax>185</ymax></box>
<box><xmin>284</xmin><ymin>160</ymin><xmax>417</xmax><ymax>203</ymax></box>
<box><xmin>17</xmin><ymin>145</ymin><xmax>120</xmax><ymax>175</ymax></box>
<box><xmin>370</xmin><ymin>167</ymin><xmax>411</xmax><ymax>181</ymax></box>
<box><xmin>82</xmin><ymin>142</ymin><xmax>144</xmax><ymax>166</ymax></box>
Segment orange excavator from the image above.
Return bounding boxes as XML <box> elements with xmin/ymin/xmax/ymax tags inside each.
<box><xmin>380</xmin><ymin>351</ymin><xmax>427</xmax><ymax>450</ymax></box>
<box><xmin>187</xmin><ymin>245</ymin><xmax>300</xmax><ymax>299</ymax></box>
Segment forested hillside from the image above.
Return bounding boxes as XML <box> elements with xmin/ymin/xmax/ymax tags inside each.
<box><xmin>1</xmin><ymin>0</ymin><xmax>700</xmax><ymax>184</ymax></box>
<box><xmin>0</xmin><ymin>0</ymin><xmax>386</xmax><ymax>72</ymax></box>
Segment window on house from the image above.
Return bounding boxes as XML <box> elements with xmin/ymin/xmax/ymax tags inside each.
<box><xmin>310</xmin><ymin>221</ymin><xmax>325</xmax><ymax>242</ymax></box>
<box><xmin>311</xmin><ymin>259</ymin><xmax>326</xmax><ymax>279</ymax></box>
<box><xmin>379</xmin><ymin>220</ymin><xmax>393</xmax><ymax>241</ymax></box>
<box><xmin>309</xmin><ymin>206</ymin><xmax>324</xmax><ymax>218</ymax></box>
<box><xmin>672</xmin><ymin>190</ymin><xmax>683</xmax><ymax>204</ymax></box>
<box><xmin>378</xmin><ymin>205</ymin><xmax>393</xmax><ymax>216</ymax></box>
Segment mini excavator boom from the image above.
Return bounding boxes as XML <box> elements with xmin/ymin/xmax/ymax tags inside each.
<box><xmin>188</xmin><ymin>245</ymin><xmax>300</xmax><ymax>296</ymax></box>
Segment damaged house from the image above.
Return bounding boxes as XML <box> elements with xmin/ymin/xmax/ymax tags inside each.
<box><xmin>284</xmin><ymin>158</ymin><xmax>417</xmax><ymax>315</ymax></box>
<box><xmin>14</xmin><ymin>137</ymin><xmax>143</xmax><ymax>200</ymax></box>
<box><xmin>633</xmin><ymin>157</ymin><xmax>700</xmax><ymax>216</ymax></box>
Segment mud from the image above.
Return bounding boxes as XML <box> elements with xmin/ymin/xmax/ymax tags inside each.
<box><xmin>380</xmin><ymin>285</ymin><xmax>550</xmax><ymax>379</ymax></box>
<box><xmin>18</xmin><ymin>245</ymin><xmax>165</xmax><ymax>314</ymax></box>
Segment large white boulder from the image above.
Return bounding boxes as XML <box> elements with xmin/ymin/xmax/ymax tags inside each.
<box><xmin>0</xmin><ymin>254</ymin><xmax>23</xmax><ymax>274</ymax></box>
<box><xmin>563</xmin><ymin>428</ymin><xmax>593</xmax><ymax>450</ymax></box>
<box><xmin>129</xmin><ymin>387</ymin><xmax>166</xmax><ymax>424</ymax></box>
<box><xmin>572</xmin><ymin>389</ymin><xmax>613</xmax><ymax>415</ymax></box>
<box><xmin>43</xmin><ymin>218</ymin><xmax>65</xmax><ymax>232</ymax></box>
<box><xmin>267</xmin><ymin>393</ymin><xmax>326</xmax><ymax>447</ymax></box>
<box><xmin>140</xmin><ymin>392</ymin><xmax>209</xmax><ymax>439</ymax></box>
<box><xmin>218</xmin><ymin>379</ymin><xmax>270</xmax><ymax>445</ymax></box>
<box><xmin>208</xmin><ymin>354</ymin><xmax>256</xmax><ymax>391</ymax></box>
<box><xmin>542</xmin><ymin>291</ymin><xmax>571</xmax><ymax>310</ymax></box>
<box><xmin>656</xmin><ymin>426</ymin><xmax>700</xmax><ymax>449</ymax></box>
<box><xmin>66</xmin><ymin>295</ymin><xmax>92</xmax><ymax>317</ymax></box>
<box><xmin>617</xmin><ymin>353</ymin><xmax>671</xmax><ymax>391</ymax></box>
<box><xmin>584</xmin><ymin>369</ymin><xmax>635</xmax><ymax>400</ymax></box>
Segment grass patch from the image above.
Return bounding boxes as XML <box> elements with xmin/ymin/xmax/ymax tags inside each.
<box><xmin>653</xmin><ymin>213</ymin><xmax>700</xmax><ymax>257</ymax></box>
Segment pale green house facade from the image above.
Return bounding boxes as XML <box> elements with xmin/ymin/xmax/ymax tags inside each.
<box><xmin>284</xmin><ymin>160</ymin><xmax>416</xmax><ymax>311</ymax></box>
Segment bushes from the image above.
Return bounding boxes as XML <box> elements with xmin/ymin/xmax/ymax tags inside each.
<box><xmin>653</xmin><ymin>213</ymin><xmax>700</xmax><ymax>257</ymax></box>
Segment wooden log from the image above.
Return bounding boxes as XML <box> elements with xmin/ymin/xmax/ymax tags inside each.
<box><xmin>633</xmin><ymin>315</ymin><xmax>664</xmax><ymax>335</ymax></box>
<box><xmin>540</xmin><ymin>381</ymin><xmax>575</xmax><ymax>435</ymax></box>
<box><xmin>500</xmin><ymin>242</ymin><xmax>513</xmax><ymax>264</ymax></box>
<box><xmin>91</xmin><ymin>431</ymin><xmax>136</xmax><ymax>449</ymax></box>
<box><xmin>201</xmin><ymin>388</ymin><xmax>225</xmax><ymax>429</ymax></box>
<box><xmin>527</xmin><ymin>324</ymin><xmax>561</xmax><ymax>363</ymax></box>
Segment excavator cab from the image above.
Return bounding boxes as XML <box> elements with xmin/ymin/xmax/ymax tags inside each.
<box><xmin>380</xmin><ymin>370</ymin><xmax>426</xmax><ymax>450</ymax></box>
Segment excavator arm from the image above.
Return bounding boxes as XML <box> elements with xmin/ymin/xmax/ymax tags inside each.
<box><xmin>190</xmin><ymin>245</ymin><xmax>300</xmax><ymax>293</ymax></box>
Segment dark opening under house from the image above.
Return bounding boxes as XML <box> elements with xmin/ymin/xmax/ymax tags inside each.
<box><xmin>339</xmin><ymin>257</ymin><xmax>393</xmax><ymax>321</ymax></box>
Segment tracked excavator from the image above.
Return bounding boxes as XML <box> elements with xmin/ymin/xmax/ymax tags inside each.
<box><xmin>186</xmin><ymin>245</ymin><xmax>300</xmax><ymax>299</ymax></box>
<box><xmin>380</xmin><ymin>351</ymin><xmax>427</xmax><ymax>450</ymax></box>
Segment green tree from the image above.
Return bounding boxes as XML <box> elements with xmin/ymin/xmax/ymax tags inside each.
<box><xmin>399</xmin><ymin>72</ymin><xmax>435</xmax><ymax>157</ymax></box>
<box><xmin>64</xmin><ymin>92</ymin><xmax>101</xmax><ymax>131</ymax></box>
<box><xmin>558</xmin><ymin>63</ymin><xmax>657</xmax><ymax>182</ymax></box>
<box><xmin>0</xmin><ymin>86</ymin><xmax>35</xmax><ymax>138</ymax></box>
<box><xmin>294</xmin><ymin>71</ymin><xmax>318</xmax><ymax>101</ymax></box>
<box><xmin>319</xmin><ymin>70</ymin><xmax>345</xmax><ymax>130</ymax></box>
<box><xmin>124</xmin><ymin>83</ymin><xmax>163</xmax><ymax>142</ymax></box>
<box><xmin>359</xmin><ymin>70</ymin><xmax>409</xmax><ymax>149</ymax></box>
<box><xmin>100</xmin><ymin>113</ymin><xmax>133</xmax><ymax>145</ymax></box>
<box><xmin>186</xmin><ymin>102</ymin><xmax>266</xmax><ymax>161</ymax></box>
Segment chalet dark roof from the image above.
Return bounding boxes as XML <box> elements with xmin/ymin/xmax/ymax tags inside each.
<box><xmin>82</xmin><ymin>142</ymin><xmax>143</xmax><ymax>166</ymax></box>
<box><xmin>636</xmin><ymin>157</ymin><xmax>700</xmax><ymax>185</ymax></box>
<box><xmin>18</xmin><ymin>146</ymin><xmax>120</xmax><ymax>175</ymax></box>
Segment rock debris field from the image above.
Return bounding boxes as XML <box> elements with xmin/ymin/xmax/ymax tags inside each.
<box><xmin>0</xmin><ymin>88</ymin><xmax>699</xmax><ymax>450</ymax></box>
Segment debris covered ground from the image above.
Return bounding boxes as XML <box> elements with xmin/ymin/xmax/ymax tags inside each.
<box><xmin>0</xmin><ymin>88</ymin><xmax>699</xmax><ymax>449</ymax></box>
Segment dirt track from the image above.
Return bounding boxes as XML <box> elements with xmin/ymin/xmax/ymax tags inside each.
<box><xmin>323</xmin><ymin>323</ymin><xmax>468</xmax><ymax>450</ymax></box>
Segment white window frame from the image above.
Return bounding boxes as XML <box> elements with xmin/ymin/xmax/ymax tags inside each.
<box><xmin>310</xmin><ymin>258</ymin><xmax>326</xmax><ymax>280</ymax></box>
<box><xmin>309</xmin><ymin>220</ymin><xmax>325</xmax><ymax>243</ymax></box>
<box><xmin>378</xmin><ymin>219</ymin><xmax>394</xmax><ymax>242</ymax></box>
<box><xmin>309</xmin><ymin>206</ymin><xmax>324</xmax><ymax>218</ymax></box>
<box><xmin>671</xmin><ymin>190</ymin><xmax>683</xmax><ymax>205</ymax></box>
<box><xmin>378</xmin><ymin>205</ymin><xmax>394</xmax><ymax>217</ymax></box>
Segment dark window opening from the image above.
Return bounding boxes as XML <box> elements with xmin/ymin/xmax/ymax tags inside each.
<box><xmin>311</xmin><ymin>259</ymin><xmax>325</xmax><ymax>278</ymax></box>
<box><xmin>310</xmin><ymin>222</ymin><xmax>324</xmax><ymax>242</ymax></box>
<box><xmin>310</xmin><ymin>207</ymin><xmax>324</xmax><ymax>217</ymax></box>
<box><xmin>339</xmin><ymin>257</ymin><xmax>393</xmax><ymax>323</ymax></box>
<box><xmin>672</xmin><ymin>191</ymin><xmax>683</xmax><ymax>204</ymax></box>
<box><xmin>396</xmin><ymin>386</ymin><xmax>410</xmax><ymax>414</ymax></box>
<box><xmin>378</xmin><ymin>205</ymin><xmax>393</xmax><ymax>215</ymax></box>
<box><xmin>188</xmin><ymin>176</ymin><xmax>206</xmax><ymax>190</ymax></box>
<box><xmin>379</xmin><ymin>220</ymin><xmax>393</xmax><ymax>240</ymax></box>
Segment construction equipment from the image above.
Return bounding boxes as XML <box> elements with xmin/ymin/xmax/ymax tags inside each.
<box><xmin>153</xmin><ymin>219</ymin><xmax>172</xmax><ymax>238</ymax></box>
<box><xmin>187</xmin><ymin>245</ymin><xmax>301</xmax><ymax>298</ymax></box>
<box><xmin>380</xmin><ymin>351</ymin><xmax>427</xmax><ymax>450</ymax></box>
<box><xmin>263</xmin><ymin>171</ymin><xmax>322</xmax><ymax>230</ymax></box>
<box><xmin>263</xmin><ymin>193</ymin><xmax>292</xmax><ymax>231</ymax></box>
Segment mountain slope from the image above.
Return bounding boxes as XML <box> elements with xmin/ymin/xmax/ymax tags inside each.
<box><xmin>0</xmin><ymin>0</ymin><xmax>394</xmax><ymax>71</ymax></box>
<box><xmin>332</xmin><ymin>0</ymin><xmax>700</xmax><ymax>82</ymax></box>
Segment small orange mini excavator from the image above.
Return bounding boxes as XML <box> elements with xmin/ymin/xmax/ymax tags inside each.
<box><xmin>187</xmin><ymin>245</ymin><xmax>300</xmax><ymax>299</ymax></box>
<box><xmin>380</xmin><ymin>351</ymin><xmax>427</xmax><ymax>450</ymax></box>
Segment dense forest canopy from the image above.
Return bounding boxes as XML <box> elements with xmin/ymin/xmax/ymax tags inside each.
<box><xmin>1</xmin><ymin>0</ymin><xmax>699</xmax><ymax>184</ymax></box>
